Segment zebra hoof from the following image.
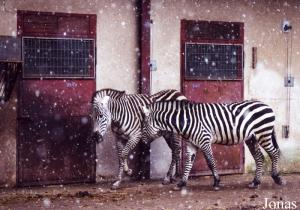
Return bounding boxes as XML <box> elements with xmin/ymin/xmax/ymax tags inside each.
<box><xmin>248</xmin><ymin>178</ymin><xmax>261</xmax><ymax>189</ymax></box>
<box><xmin>162</xmin><ymin>176</ymin><xmax>177</xmax><ymax>185</ymax></box>
<box><xmin>173</xmin><ymin>180</ymin><xmax>186</xmax><ymax>191</ymax></box>
<box><xmin>248</xmin><ymin>181</ymin><xmax>260</xmax><ymax>189</ymax></box>
<box><xmin>170</xmin><ymin>176</ymin><xmax>177</xmax><ymax>183</ymax></box>
<box><xmin>213</xmin><ymin>179</ymin><xmax>221</xmax><ymax>191</ymax></box>
<box><xmin>125</xmin><ymin>169</ymin><xmax>133</xmax><ymax>176</ymax></box>
<box><xmin>162</xmin><ymin>177</ymin><xmax>171</xmax><ymax>185</ymax></box>
<box><xmin>111</xmin><ymin>181</ymin><xmax>121</xmax><ymax>190</ymax></box>
<box><xmin>173</xmin><ymin>185</ymin><xmax>182</xmax><ymax>191</ymax></box>
<box><xmin>213</xmin><ymin>186</ymin><xmax>220</xmax><ymax>191</ymax></box>
<box><xmin>272</xmin><ymin>174</ymin><xmax>284</xmax><ymax>185</ymax></box>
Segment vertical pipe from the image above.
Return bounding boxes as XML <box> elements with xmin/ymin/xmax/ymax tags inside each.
<box><xmin>284</xmin><ymin>31</ymin><xmax>292</xmax><ymax>139</ymax></box>
<box><xmin>252</xmin><ymin>47</ymin><xmax>257</xmax><ymax>69</ymax></box>
<box><xmin>139</xmin><ymin>0</ymin><xmax>151</xmax><ymax>95</ymax></box>
<box><xmin>287</xmin><ymin>31</ymin><xmax>293</xmax><ymax>137</ymax></box>
<box><xmin>138</xmin><ymin>0</ymin><xmax>151</xmax><ymax>179</ymax></box>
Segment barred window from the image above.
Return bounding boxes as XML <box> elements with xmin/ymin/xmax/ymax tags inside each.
<box><xmin>185</xmin><ymin>43</ymin><xmax>243</xmax><ymax>80</ymax></box>
<box><xmin>22</xmin><ymin>37</ymin><xmax>95</xmax><ymax>78</ymax></box>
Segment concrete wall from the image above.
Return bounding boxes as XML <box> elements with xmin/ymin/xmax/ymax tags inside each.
<box><xmin>0</xmin><ymin>88</ymin><xmax>17</xmax><ymax>187</ymax></box>
<box><xmin>150</xmin><ymin>0</ymin><xmax>300</xmax><ymax>177</ymax></box>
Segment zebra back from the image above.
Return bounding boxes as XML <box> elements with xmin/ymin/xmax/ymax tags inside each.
<box><xmin>150</xmin><ymin>89</ymin><xmax>186</xmax><ymax>103</ymax></box>
<box><xmin>92</xmin><ymin>88</ymin><xmax>186</xmax><ymax>107</ymax></box>
<box><xmin>147</xmin><ymin>100</ymin><xmax>275</xmax><ymax>144</ymax></box>
<box><xmin>91</xmin><ymin>88</ymin><xmax>125</xmax><ymax>104</ymax></box>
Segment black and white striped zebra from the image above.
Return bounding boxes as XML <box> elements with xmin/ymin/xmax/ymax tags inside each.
<box><xmin>141</xmin><ymin>100</ymin><xmax>283</xmax><ymax>190</ymax></box>
<box><xmin>90</xmin><ymin>89</ymin><xmax>186</xmax><ymax>189</ymax></box>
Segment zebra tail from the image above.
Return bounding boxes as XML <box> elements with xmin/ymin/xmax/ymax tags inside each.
<box><xmin>271</xmin><ymin>130</ymin><xmax>282</xmax><ymax>158</ymax></box>
<box><xmin>271</xmin><ymin>130</ymin><xmax>279</xmax><ymax>149</ymax></box>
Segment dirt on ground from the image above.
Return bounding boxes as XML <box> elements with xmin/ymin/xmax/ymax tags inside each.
<box><xmin>0</xmin><ymin>174</ymin><xmax>299</xmax><ymax>210</ymax></box>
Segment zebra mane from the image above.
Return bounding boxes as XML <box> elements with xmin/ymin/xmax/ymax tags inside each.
<box><xmin>150</xmin><ymin>89</ymin><xmax>187</xmax><ymax>103</ymax></box>
<box><xmin>151</xmin><ymin>99</ymin><xmax>195</xmax><ymax>110</ymax></box>
<box><xmin>92</xmin><ymin>88</ymin><xmax>126</xmax><ymax>104</ymax></box>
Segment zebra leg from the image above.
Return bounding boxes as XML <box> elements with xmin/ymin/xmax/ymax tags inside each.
<box><xmin>175</xmin><ymin>142</ymin><xmax>197</xmax><ymax>190</ymax></box>
<box><xmin>112</xmin><ymin>139</ymin><xmax>125</xmax><ymax>190</ymax></box>
<box><xmin>202</xmin><ymin>144</ymin><xmax>220</xmax><ymax>191</ymax></box>
<box><xmin>162</xmin><ymin>132</ymin><xmax>181</xmax><ymax>185</ymax></box>
<box><xmin>123</xmin><ymin>160</ymin><xmax>132</xmax><ymax>176</ymax></box>
<box><xmin>245</xmin><ymin>136</ymin><xmax>264</xmax><ymax>188</ymax></box>
<box><xmin>173</xmin><ymin>134</ymin><xmax>182</xmax><ymax>178</ymax></box>
<box><xmin>260</xmin><ymin>132</ymin><xmax>283</xmax><ymax>185</ymax></box>
<box><xmin>120</xmin><ymin>135</ymin><xmax>141</xmax><ymax>176</ymax></box>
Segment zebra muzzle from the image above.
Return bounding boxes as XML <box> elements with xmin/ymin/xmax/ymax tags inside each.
<box><xmin>91</xmin><ymin>132</ymin><xmax>103</xmax><ymax>143</ymax></box>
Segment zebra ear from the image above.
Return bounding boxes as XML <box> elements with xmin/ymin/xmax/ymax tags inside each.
<box><xmin>101</xmin><ymin>96</ymin><xmax>110</xmax><ymax>108</ymax></box>
<box><xmin>142</xmin><ymin>106</ymin><xmax>150</xmax><ymax>117</ymax></box>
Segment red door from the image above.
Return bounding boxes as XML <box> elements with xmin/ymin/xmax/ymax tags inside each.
<box><xmin>17</xmin><ymin>11</ymin><xmax>97</xmax><ymax>186</ymax></box>
<box><xmin>181</xmin><ymin>20</ymin><xmax>244</xmax><ymax>175</ymax></box>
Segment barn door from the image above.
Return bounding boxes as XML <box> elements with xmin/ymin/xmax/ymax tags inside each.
<box><xmin>17</xmin><ymin>11</ymin><xmax>97</xmax><ymax>186</ymax></box>
<box><xmin>181</xmin><ymin>20</ymin><xmax>244</xmax><ymax>175</ymax></box>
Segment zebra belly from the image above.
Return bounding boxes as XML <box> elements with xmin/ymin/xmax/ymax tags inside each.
<box><xmin>111</xmin><ymin>125</ymin><xmax>131</xmax><ymax>139</ymax></box>
<box><xmin>211</xmin><ymin>126</ymin><xmax>241</xmax><ymax>145</ymax></box>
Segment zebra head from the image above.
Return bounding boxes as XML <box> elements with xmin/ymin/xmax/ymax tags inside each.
<box><xmin>141</xmin><ymin>105</ymin><xmax>161</xmax><ymax>144</ymax></box>
<box><xmin>90</xmin><ymin>95</ymin><xmax>111</xmax><ymax>143</ymax></box>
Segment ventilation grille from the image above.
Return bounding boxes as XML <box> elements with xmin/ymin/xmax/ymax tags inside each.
<box><xmin>22</xmin><ymin>37</ymin><xmax>95</xmax><ymax>78</ymax></box>
<box><xmin>185</xmin><ymin>43</ymin><xmax>243</xmax><ymax>80</ymax></box>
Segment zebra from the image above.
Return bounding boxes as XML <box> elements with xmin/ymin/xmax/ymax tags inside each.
<box><xmin>90</xmin><ymin>88</ymin><xmax>186</xmax><ymax>189</ymax></box>
<box><xmin>141</xmin><ymin>100</ymin><xmax>284</xmax><ymax>190</ymax></box>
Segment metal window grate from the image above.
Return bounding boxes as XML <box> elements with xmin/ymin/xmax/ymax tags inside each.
<box><xmin>185</xmin><ymin>43</ymin><xmax>243</xmax><ymax>80</ymax></box>
<box><xmin>22</xmin><ymin>37</ymin><xmax>95</xmax><ymax>78</ymax></box>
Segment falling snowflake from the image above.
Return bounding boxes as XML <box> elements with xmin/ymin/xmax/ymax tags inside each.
<box><xmin>204</xmin><ymin>57</ymin><xmax>209</xmax><ymax>64</ymax></box>
<box><xmin>111</xmin><ymin>3</ymin><xmax>116</xmax><ymax>8</ymax></box>
<box><xmin>81</xmin><ymin>117</ymin><xmax>88</xmax><ymax>124</ymax></box>
<box><xmin>180</xmin><ymin>188</ymin><xmax>187</xmax><ymax>196</ymax></box>
<box><xmin>11</xmin><ymin>31</ymin><xmax>16</xmax><ymax>37</ymax></box>
<box><xmin>35</xmin><ymin>90</ymin><xmax>40</xmax><ymax>97</ymax></box>
<box><xmin>43</xmin><ymin>198</ymin><xmax>51</xmax><ymax>208</ymax></box>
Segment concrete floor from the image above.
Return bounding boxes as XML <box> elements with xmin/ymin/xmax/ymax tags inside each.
<box><xmin>0</xmin><ymin>173</ymin><xmax>299</xmax><ymax>210</ymax></box>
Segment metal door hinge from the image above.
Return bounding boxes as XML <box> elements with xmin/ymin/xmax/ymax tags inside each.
<box><xmin>282</xmin><ymin>125</ymin><xmax>289</xmax><ymax>139</ymax></box>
